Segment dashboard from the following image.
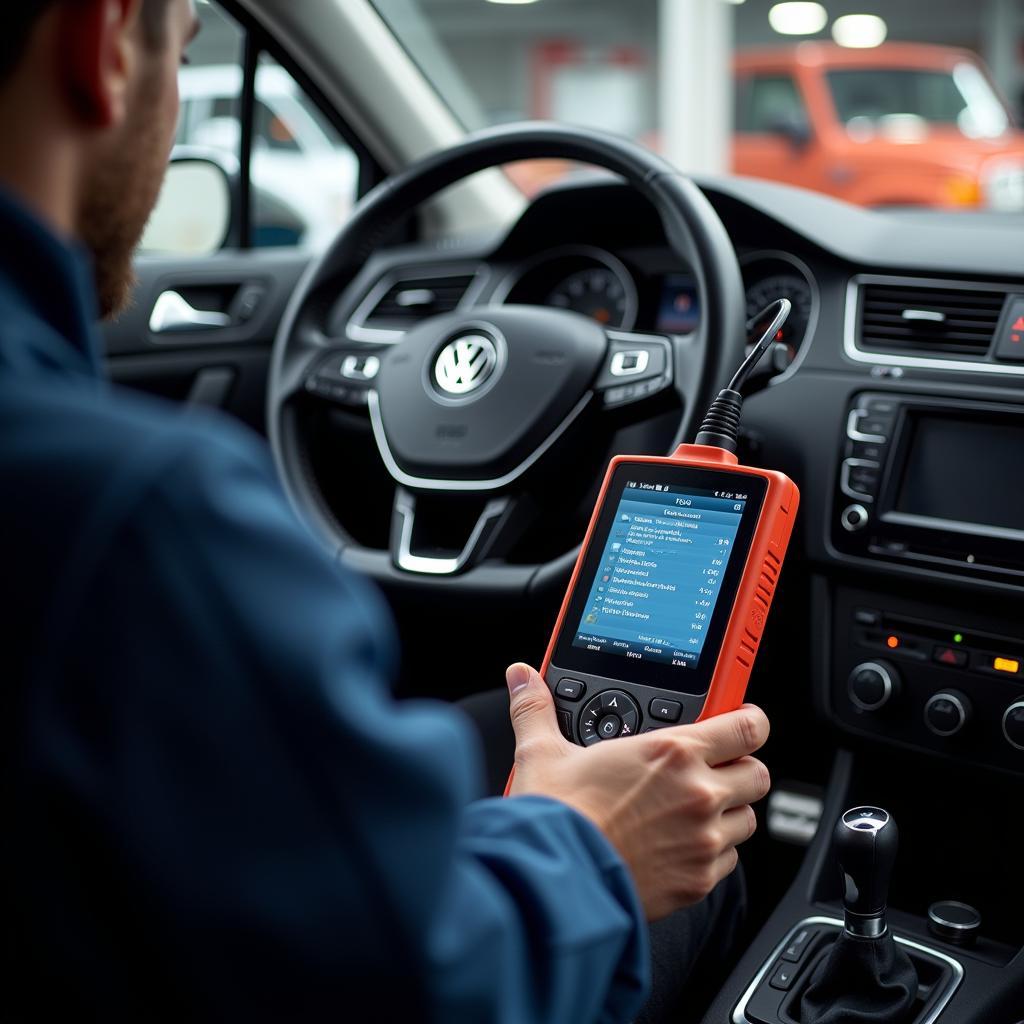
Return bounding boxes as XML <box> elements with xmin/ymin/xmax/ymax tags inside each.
<box><xmin>328</xmin><ymin>175</ymin><xmax>1024</xmax><ymax>782</ymax></box>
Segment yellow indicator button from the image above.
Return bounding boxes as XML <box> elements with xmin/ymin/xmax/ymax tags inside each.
<box><xmin>993</xmin><ymin>657</ymin><xmax>1020</xmax><ymax>674</ymax></box>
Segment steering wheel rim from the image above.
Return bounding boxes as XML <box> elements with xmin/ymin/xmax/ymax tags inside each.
<box><xmin>268</xmin><ymin>122</ymin><xmax>746</xmax><ymax>595</ymax></box>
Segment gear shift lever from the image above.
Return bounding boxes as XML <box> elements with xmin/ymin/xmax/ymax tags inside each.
<box><xmin>800</xmin><ymin>806</ymin><xmax>917</xmax><ymax>1023</ymax></box>
<box><xmin>835</xmin><ymin>806</ymin><xmax>898</xmax><ymax>939</ymax></box>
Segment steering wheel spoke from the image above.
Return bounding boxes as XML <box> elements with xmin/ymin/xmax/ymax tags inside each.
<box><xmin>390</xmin><ymin>487</ymin><xmax>511</xmax><ymax>576</ymax></box>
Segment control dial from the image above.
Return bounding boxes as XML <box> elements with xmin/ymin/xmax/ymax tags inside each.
<box><xmin>1002</xmin><ymin>701</ymin><xmax>1024</xmax><ymax>751</ymax></box>
<box><xmin>579</xmin><ymin>690</ymin><xmax>640</xmax><ymax>746</ymax></box>
<box><xmin>848</xmin><ymin>661</ymin><xmax>899</xmax><ymax>712</ymax></box>
<box><xmin>924</xmin><ymin>691</ymin><xmax>972</xmax><ymax>737</ymax></box>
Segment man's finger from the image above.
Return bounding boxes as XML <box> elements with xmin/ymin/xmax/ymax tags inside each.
<box><xmin>720</xmin><ymin>804</ymin><xmax>758</xmax><ymax>848</ymax></box>
<box><xmin>713</xmin><ymin>756</ymin><xmax>771</xmax><ymax>809</ymax></box>
<box><xmin>671</xmin><ymin>705</ymin><xmax>770</xmax><ymax>766</ymax></box>
<box><xmin>506</xmin><ymin>663</ymin><xmax>562</xmax><ymax>748</ymax></box>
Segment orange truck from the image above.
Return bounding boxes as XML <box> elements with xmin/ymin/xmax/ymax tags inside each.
<box><xmin>732</xmin><ymin>43</ymin><xmax>1024</xmax><ymax>211</ymax></box>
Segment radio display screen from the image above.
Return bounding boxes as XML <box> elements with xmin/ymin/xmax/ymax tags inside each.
<box><xmin>892</xmin><ymin>414</ymin><xmax>1024</xmax><ymax>535</ymax></box>
<box><xmin>552</xmin><ymin>463</ymin><xmax>766</xmax><ymax>695</ymax></box>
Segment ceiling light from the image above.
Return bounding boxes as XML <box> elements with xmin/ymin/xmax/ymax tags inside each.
<box><xmin>768</xmin><ymin>3</ymin><xmax>828</xmax><ymax>36</ymax></box>
<box><xmin>832</xmin><ymin>14</ymin><xmax>887</xmax><ymax>48</ymax></box>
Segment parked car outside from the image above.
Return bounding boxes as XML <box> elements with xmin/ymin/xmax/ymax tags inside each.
<box><xmin>733</xmin><ymin>43</ymin><xmax>1024</xmax><ymax>211</ymax></box>
<box><xmin>177</xmin><ymin>63</ymin><xmax>358</xmax><ymax>249</ymax></box>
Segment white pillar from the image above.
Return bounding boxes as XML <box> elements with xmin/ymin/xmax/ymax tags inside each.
<box><xmin>658</xmin><ymin>0</ymin><xmax>734</xmax><ymax>175</ymax></box>
<box><xmin>983</xmin><ymin>0</ymin><xmax>1021</xmax><ymax>108</ymax></box>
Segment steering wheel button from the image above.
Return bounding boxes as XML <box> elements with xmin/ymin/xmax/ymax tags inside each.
<box><xmin>649</xmin><ymin>698</ymin><xmax>682</xmax><ymax>723</ymax></box>
<box><xmin>555</xmin><ymin>678</ymin><xmax>585</xmax><ymax>701</ymax></box>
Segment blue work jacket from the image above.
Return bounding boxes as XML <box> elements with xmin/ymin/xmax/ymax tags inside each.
<box><xmin>0</xmin><ymin>189</ymin><xmax>647</xmax><ymax>1021</ymax></box>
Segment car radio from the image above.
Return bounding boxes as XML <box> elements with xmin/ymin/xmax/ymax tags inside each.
<box><xmin>833</xmin><ymin>393</ymin><xmax>1024</xmax><ymax>585</ymax></box>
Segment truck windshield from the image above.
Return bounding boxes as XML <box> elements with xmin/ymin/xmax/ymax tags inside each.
<box><xmin>827</xmin><ymin>64</ymin><xmax>1011</xmax><ymax>139</ymax></box>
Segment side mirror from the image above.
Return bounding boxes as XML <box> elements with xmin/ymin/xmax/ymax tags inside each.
<box><xmin>139</xmin><ymin>147</ymin><xmax>238</xmax><ymax>257</ymax></box>
<box><xmin>766</xmin><ymin>114</ymin><xmax>812</xmax><ymax>149</ymax></box>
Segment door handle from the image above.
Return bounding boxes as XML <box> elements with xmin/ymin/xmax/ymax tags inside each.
<box><xmin>149</xmin><ymin>290</ymin><xmax>232</xmax><ymax>334</ymax></box>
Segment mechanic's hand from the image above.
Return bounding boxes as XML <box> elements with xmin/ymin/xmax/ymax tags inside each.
<box><xmin>505</xmin><ymin>663</ymin><xmax>770</xmax><ymax>921</ymax></box>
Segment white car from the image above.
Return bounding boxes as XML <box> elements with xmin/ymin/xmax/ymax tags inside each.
<box><xmin>177</xmin><ymin>63</ymin><xmax>358</xmax><ymax>249</ymax></box>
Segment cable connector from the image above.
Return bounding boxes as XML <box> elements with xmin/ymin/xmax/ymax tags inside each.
<box><xmin>693</xmin><ymin>298</ymin><xmax>792</xmax><ymax>454</ymax></box>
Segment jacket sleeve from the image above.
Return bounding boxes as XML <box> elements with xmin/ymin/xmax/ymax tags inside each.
<box><xmin>20</xmin><ymin>418</ymin><xmax>648</xmax><ymax>1023</ymax></box>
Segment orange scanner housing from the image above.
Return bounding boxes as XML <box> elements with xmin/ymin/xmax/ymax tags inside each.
<box><xmin>542</xmin><ymin>443</ymin><xmax>798</xmax><ymax>725</ymax></box>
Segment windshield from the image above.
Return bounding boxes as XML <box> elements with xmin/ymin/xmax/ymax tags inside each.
<box><xmin>371</xmin><ymin>0</ymin><xmax>1024</xmax><ymax>214</ymax></box>
<box><xmin>827</xmin><ymin>65</ymin><xmax>1010</xmax><ymax>139</ymax></box>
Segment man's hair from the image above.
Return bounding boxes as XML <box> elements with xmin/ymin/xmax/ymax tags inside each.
<box><xmin>0</xmin><ymin>0</ymin><xmax>173</xmax><ymax>84</ymax></box>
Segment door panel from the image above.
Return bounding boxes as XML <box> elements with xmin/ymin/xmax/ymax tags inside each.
<box><xmin>102</xmin><ymin>252</ymin><xmax>310</xmax><ymax>433</ymax></box>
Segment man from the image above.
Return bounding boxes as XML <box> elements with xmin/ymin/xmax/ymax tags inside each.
<box><xmin>0</xmin><ymin>1</ymin><xmax>771</xmax><ymax>1019</ymax></box>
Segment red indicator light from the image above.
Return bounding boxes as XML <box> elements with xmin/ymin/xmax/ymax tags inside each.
<box><xmin>993</xmin><ymin>657</ymin><xmax>1020</xmax><ymax>674</ymax></box>
<box><xmin>886</xmin><ymin>635</ymin><xmax>900</xmax><ymax>649</ymax></box>
<box><xmin>1013</xmin><ymin>316</ymin><xmax>1024</xmax><ymax>331</ymax></box>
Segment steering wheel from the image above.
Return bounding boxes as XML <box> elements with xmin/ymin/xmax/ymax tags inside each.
<box><xmin>268</xmin><ymin>123</ymin><xmax>746</xmax><ymax>598</ymax></box>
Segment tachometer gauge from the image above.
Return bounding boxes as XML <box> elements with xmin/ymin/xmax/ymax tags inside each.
<box><xmin>548</xmin><ymin>267</ymin><xmax>632</xmax><ymax>329</ymax></box>
<box><xmin>744</xmin><ymin>273</ymin><xmax>813</xmax><ymax>369</ymax></box>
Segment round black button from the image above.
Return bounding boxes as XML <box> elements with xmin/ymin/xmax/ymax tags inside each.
<box><xmin>841</xmin><ymin>504</ymin><xmax>869</xmax><ymax>532</ymax></box>
<box><xmin>924</xmin><ymin>691</ymin><xmax>970</xmax><ymax>737</ymax></box>
<box><xmin>847</xmin><ymin>662</ymin><xmax>896</xmax><ymax>711</ymax></box>
<box><xmin>1002</xmin><ymin>701</ymin><xmax>1024</xmax><ymax>751</ymax></box>
<box><xmin>928</xmin><ymin>900</ymin><xmax>981</xmax><ymax>946</ymax></box>
<box><xmin>578</xmin><ymin>689</ymin><xmax>641</xmax><ymax>746</ymax></box>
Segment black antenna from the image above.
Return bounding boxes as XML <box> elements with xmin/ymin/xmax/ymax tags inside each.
<box><xmin>693</xmin><ymin>298</ymin><xmax>792</xmax><ymax>454</ymax></box>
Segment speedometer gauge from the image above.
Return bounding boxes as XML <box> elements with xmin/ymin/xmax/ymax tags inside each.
<box><xmin>548</xmin><ymin>267</ymin><xmax>631</xmax><ymax>329</ymax></box>
<box><xmin>744</xmin><ymin>272</ymin><xmax>814</xmax><ymax>372</ymax></box>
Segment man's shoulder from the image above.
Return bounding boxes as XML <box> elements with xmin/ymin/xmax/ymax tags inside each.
<box><xmin>1</xmin><ymin>372</ymin><xmax>280</xmax><ymax>534</ymax></box>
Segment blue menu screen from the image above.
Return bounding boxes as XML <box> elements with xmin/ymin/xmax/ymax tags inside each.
<box><xmin>571</xmin><ymin>483</ymin><xmax>747</xmax><ymax>669</ymax></box>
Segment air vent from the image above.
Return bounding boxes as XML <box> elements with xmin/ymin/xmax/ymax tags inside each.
<box><xmin>363</xmin><ymin>273</ymin><xmax>475</xmax><ymax>331</ymax></box>
<box><xmin>859</xmin><ymin>282</ymin><xmax>1005</xmax><ymax>357</ymax></box>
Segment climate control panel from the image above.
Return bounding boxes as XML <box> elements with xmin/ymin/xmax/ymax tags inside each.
<box><xmin>831</xmin><ymin>587</ymin><xmax>1024</xmax><ymax>774</ymax></box>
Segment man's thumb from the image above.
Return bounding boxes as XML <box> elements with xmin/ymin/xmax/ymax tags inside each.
<box><xmin>506</xmin><ymin>663</ymin><xmax>560</xmax><ymax>745</ymax></box>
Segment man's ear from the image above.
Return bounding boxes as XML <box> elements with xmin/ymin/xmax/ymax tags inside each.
<box><xmin>58</xmin><ymin>0</ymin><xmax>142</xmax><ymax>129</ymax></box>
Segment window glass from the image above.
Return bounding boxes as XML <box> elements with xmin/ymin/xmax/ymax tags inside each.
<box><xmin>737</xmin><ymin>75</ymin><xmax>807</xmax><ymax>134</ymax></box>
<box><xmin>251</xmin><ymin>54</ymin><xmax>360</xmax><ymax>250</ymax></box>
<box><xmin>373</xmin><ymin>0</ymin><xmax>1024</xmax><ymax>214</ymax></box>
<box><xmin>141</xmin><ymin>3</ymin><xmax>360</xmax><ymax>256</ymax></box>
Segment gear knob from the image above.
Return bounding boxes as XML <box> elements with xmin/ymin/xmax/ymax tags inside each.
<box><xmin>834</xmin><ymin>806</ymin><xmax>898</xmax><ymax>938</ymax></box>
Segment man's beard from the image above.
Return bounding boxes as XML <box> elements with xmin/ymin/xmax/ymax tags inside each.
<box><xmin>77</xmin><ymin>72</ymin><xmax>172</xmax><ymax>320</ymax></box>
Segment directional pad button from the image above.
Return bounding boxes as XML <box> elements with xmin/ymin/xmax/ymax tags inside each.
<box><xmin>579</xmin><ymin>690</ymin><xmax>641</xmax><ymax>745</ymax></box>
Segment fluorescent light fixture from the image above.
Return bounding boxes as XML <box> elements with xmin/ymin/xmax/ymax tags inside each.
<box><xmin>832</xmin><ymin>14</ymin><xmax>888</xmax><ymax>48</ymax></box>
<box><xmin>768</xmin><ymin>2</ymin><xmax>828</xmax><ymax>35</ymax></box>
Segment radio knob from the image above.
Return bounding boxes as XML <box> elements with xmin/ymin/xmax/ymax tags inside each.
<box><xmin>848</xmin><ymin>661</ymin><xmax>899</xmax><ymax>712</ymax></box>
<box><xmin>1002</xmin><ymin>701</ymin><xmax>1024</xmax><ymax>751</ymax></box>
<box><xmin>924</xmin><ymin>691</ymin><xmax>972</xmax><ymax>737</ymax></box>
<box><xmin>841</xmin><ymin>503</ymin><xmax>869</xmax><ymax>533</ymax></box>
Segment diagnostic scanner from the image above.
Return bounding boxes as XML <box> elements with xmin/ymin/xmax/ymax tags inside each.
<box><xmin>538</xmin><ymin>300</ymin><xmax>799</xmax><ymax>747</ymax></box>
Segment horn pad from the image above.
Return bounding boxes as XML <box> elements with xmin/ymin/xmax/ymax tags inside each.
<box><xmin>374</xmin><ymin>305</ymin><xmax>607</xmax><ymax>481</ymax></box>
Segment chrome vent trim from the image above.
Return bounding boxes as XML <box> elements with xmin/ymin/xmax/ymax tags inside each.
<box><xmin>347</xmin><ymin>265</ymin><xmax>487</xmax><ymax>343</ymax></box>
<box><xmin>859</xmin><ymin>280</ymin><xmax>1003</xmax><ymax>356</ymax></box>
<box><xmin>844</xmin><ymin>274</ymin><xmax>1024</xmax><ymax>377</ymax></box>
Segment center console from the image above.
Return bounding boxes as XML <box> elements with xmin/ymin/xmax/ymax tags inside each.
<box><xmin>701</xmin><ymin>364</ymin><xmax>1024</xmax><ymax>1021</ymax></box>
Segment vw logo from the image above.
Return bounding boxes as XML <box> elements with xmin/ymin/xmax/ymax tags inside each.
<box><xmin>433</xmin><ymin>334</ymin><xmax>499</xmax><ymax>396</ymax></box>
